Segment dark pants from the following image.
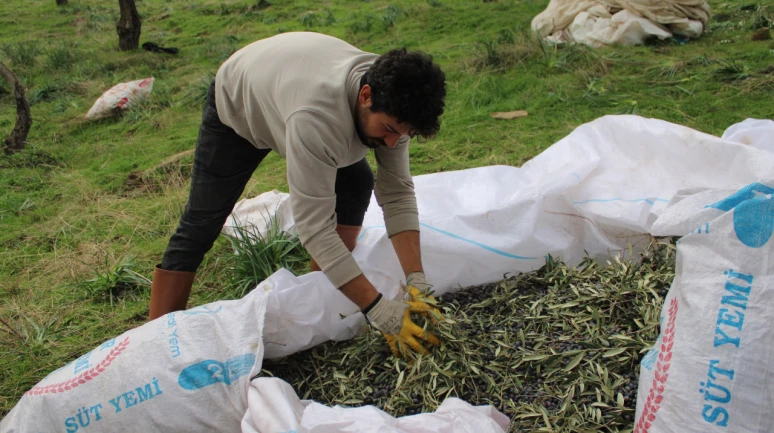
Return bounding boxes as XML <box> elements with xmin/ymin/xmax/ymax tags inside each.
<box><xmin>161</xmin><ymin>83</ymin><xmax>374</xmax><ymax>272</ymax></box>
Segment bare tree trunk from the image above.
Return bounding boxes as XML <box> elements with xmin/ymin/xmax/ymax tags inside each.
<box><xmin>0</xmin><ymin>62</ymin><xmax>32</xmax><ymax>155</ymax></box>
<box><xmin>116</xmin><ymin>0</ymin><xmax>141</xmax><ymax>51</ymax></box>
<box><xmin>56</xmin><ymin>0</ymin><xmax>68</xmax><ymax>6</ymax></box>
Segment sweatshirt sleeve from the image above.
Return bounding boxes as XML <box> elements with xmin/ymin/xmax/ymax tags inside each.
<box><xmin>374</xmin><ymin>136</ymin><xmax>420</xmax><ymax>236</ymax></box>
<box><xmin>285</xmin><ymin>110</ymin><xmax>363</xmax><ymax>288</ymax></box>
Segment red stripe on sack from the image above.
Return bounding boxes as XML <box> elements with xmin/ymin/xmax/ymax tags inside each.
<box><xmin>634</xmin><ymin>298</ymin><xmax>679</xmax><ymax>433</ymax></box>
<box><xmin>24</xmin><ymin>337</ymin><xmax>131</xmax><ymax>396</ymax></box>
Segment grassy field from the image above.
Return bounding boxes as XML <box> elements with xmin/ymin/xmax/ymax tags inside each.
<box><xmin>1</xmin><ymin>0</ymin><xmax>772</xmax><ymax>422</ymax></box>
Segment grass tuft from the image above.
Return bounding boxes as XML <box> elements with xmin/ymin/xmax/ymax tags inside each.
<box><xmin>0</xmin><ymin>147</ymin><xmax>61</xmax><ymax>169</ymax></box>
<box><xmin>469</xmin><ymin>31</ymin><xmax>539</xmax><ymax>71</ymax></box>
<box><xmin>349</xmin><ymin>13</ymin><xmax>375</xmax><ymax>34</ymax></box>
<box><xmin>75</xmin><ymin>256</ymin><xmax>151</xmax><ymax>305</ymax></box>
<box><xmin>45</xmin><ymin>43</ymin><xmax>78</xmax><ymax>71</ymax></box>
<box><xmin>300</xmin><ymin>11</ymin><xmax>318</xmax><ymax>28</ymax></box>
<box><xmin>123</xmin><ymin>82</ymin><xmax>174</xmax><ymax>125</ymax></box>
<box><xmin>180</xmin><ymin>71</ymin><xmax>215</xmax><ymax>108</ymax></box>
<box><xmin>382</xmin><ymin>5</ymin><xmax>405</xmax><ymax>27</ymax></box>
<box><xmin>714</xmin><ymin>60</ymin><xmax>751</xmax><ymax>82</ymax></box>
<box><xmin>221</xmin><ymin>215</ymin><xmax>310</xmax><ymax>298</ymax></box>
<box><xmin>644</xmin><ymin>60</ymin><xmax>688</xmax><ymax>84</ymax></box>
<box><xmin>0</xmin><ymin>41</ymin><xmax>42</xmax><ymax>68</ymax></box>
<box><xmin>27</xmin><ymin>82</ymin><xmax>72</xmax><ymax>105</ymax></box>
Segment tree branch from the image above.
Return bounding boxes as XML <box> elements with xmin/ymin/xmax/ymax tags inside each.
<box><xmin>0</xmin><ymin>61</ymin><xmax>32</xmax><ymax>154</ymax></box>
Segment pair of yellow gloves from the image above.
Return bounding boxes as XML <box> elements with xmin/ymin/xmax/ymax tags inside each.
<box><xmin>363</xmin><ymin>272</ymin><xmax>442</xmax><ymax>358</ymax></box>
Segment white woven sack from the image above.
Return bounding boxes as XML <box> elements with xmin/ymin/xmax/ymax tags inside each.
<box><xmin>0</xmin><ymin>285</ymin><xmax>268</xmax><ymax>433</ymax></box>
<box><xmin>84</xmin><ymin>77</ymin><xmax>154</xmax><ymax>120</ymax></box>
<box><xmin>635</xmin><ymin>182</ymin><xmax>774</xmax><ymax>432</ymax></box>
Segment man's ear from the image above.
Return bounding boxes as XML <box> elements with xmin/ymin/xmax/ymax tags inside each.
<box><xmin>359</xmin><ymin>84</ymin><xmax>372</xmax><ymax>107</ymax></box>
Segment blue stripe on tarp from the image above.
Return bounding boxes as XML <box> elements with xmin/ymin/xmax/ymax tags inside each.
<box><xmin>572</xmin><ymin>197</ymin><xmax>669</xmax><ymax>205</ymax></box>
<box><xmin>357</xmin><ymin>225</ymin><xmax>385</xmax><ymax>241</ymax></box>
<box><xmin>357</xmin><ymin>223</ymin><xmax>537</xmax><ymax>260</ymax></box>
<box><xmin>418</xmin><ymin>223</ymin><xmax>537</xmax><ymax>260</ymax></box>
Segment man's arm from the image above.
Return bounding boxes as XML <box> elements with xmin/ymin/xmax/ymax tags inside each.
<box><xmin>342</xmin><ymin>230</ymin><xmax>423</xmax><ymax>310</ymax></box>
<box><xmin>285</xmin><ymin>111</ymin><xmax>364</xmax><ymax>289</ymax></box>
<box><xmin>373</xmin><ymin>139</ymin><xmax>424</xmax><ymax>279</ymax></box>
<box><xmin>390</xmin><ymin>230</ymin><xmax>423</xmax><ymax>277</ymax></box>
<box><xmin>373</xmin><ymin>138</ymin><xmax>419</xmax><ymax>238</ymax></box>
<box><xmin>339</xmin><ymin>274</ymin><xmax>380</xmax><ymax>309</ymax></box>
<box><xmin>285</xmin><ymin>111</ymin><xmax>384</xmax><ymax>310</ymax></box>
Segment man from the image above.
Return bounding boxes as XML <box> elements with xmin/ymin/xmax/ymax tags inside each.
<box><xmin>149</xmin><ymin>32</ymin><xmax>446</xmax><ymax>357</ymax></box>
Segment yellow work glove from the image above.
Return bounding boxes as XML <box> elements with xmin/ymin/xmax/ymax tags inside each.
<box><xmin>405</xmin><ymin>272</ymin><xmax>443</xmax><ymax>322</ymax></box>
<box><xmin>363</xmin><ymin>293</ymin><xmax>440</xmax><ymax>358</ymax></box>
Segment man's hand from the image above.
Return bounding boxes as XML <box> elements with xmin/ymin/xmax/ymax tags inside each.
<box><xmin>406</xmin><ymin>271</ymin><xmax>432</xmax><ymax>292</ymax></box>
<box><xmin>405</xmin><ymin>272</ymin><xmax>443</xmax><ymax>321</ymax></box>
<box><xmin>364</xmin><ymin>294</ymin><xmax>440</xmax><ymax>358</ymax></box>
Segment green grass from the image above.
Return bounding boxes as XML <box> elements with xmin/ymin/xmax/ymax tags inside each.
<box><xmin>74</xmin><ymin>255</ymin><xmax>151</xmax><ymax>305</ymax></box>
<box><xmin>0</xmin><ymin>0</ymin><xmax>773</xmax><ymax>421</ymax></box>
<box><xmin>221</xmin><ymin>215</ymin><xmax>310</xmax><ymax>298</ymax></box>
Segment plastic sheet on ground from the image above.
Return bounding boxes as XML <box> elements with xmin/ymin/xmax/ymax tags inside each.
<box><xmin>225</xmin><ymin>115</ymin><xmax>774</xmax><ymax>359</ymax></box>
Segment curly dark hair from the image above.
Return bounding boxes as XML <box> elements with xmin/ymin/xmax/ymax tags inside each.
<box><xmin>363</xmin><ymin>48</ymin><xmax>446</xmax><ymax>139</ymax></box>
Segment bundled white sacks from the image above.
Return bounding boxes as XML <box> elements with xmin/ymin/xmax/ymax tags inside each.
<box><xmin>531</xmin><ymin>0</ymin><xmax>711</xmax><ymax>46</ymax></box>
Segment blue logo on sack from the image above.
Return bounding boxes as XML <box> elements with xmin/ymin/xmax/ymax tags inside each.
<box><xmin>178</xmin><ymin>353</ymin><xmax>256</xmax><ymax>390</ymax></box>
<box><xmin>708</xmin><ymin>183</ymin><xmax>774</xmax><ymax>248</ymax></box>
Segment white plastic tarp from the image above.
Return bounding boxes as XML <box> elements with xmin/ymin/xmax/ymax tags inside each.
<box><xmin>225</xmin><ymin>115</ymin><xmax>774</xmax><ymax>359</ymax></box>
<box><xmin>241</xmin><ymin>378</ymin><xmax>510</xmax><ymax>433</ymax></box>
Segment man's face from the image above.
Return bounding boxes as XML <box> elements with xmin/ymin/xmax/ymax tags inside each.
<box><xmin>355</xmin><ymin>85</ymin><xmax>413</xmax><ymax>149</ymax></box>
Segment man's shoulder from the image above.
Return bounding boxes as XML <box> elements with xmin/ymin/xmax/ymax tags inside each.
<box><xmin>267</xmin><ymin>32</ymin><xmax>364</xmax><ymax>49</ymax></box>
<box><xmin>231</xmin><ymin>32</ymin><xmax>373</xmax><ymax>62</ymax></box>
